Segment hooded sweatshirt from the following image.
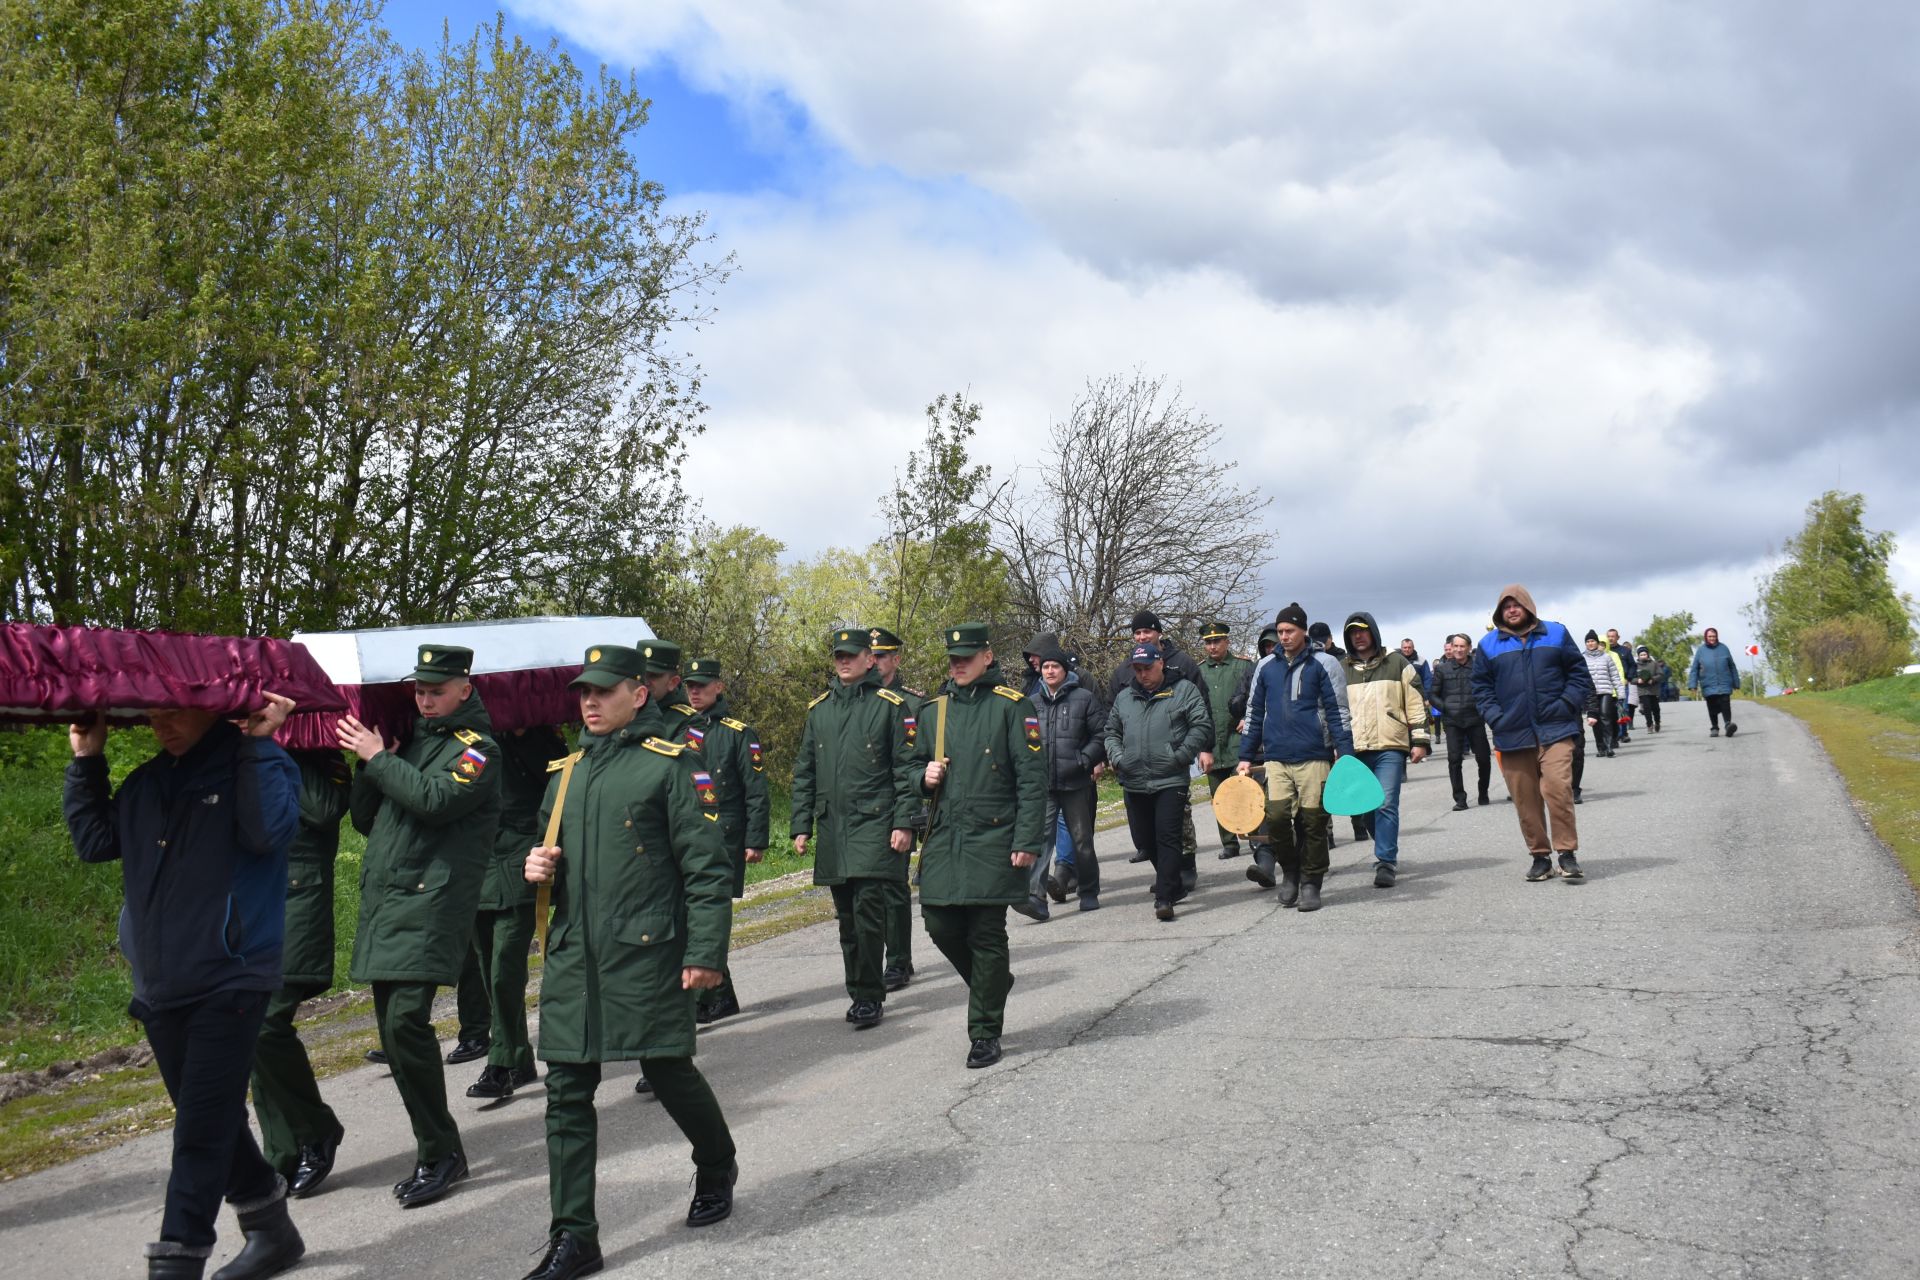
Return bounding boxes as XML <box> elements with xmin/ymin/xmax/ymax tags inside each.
<box><xmin>1470</xmin><ymin>584</ymin><xmax>1593</xmax><ymax>752</ymax></box>
<box><xmin>1341</xmin><ymin>612</ymin><xmax>1431</xmax><ymax>753</ymax></box>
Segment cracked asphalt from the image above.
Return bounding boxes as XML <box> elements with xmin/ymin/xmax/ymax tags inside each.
<box><xmin>6</xmin><ymin>699</ymin><xmax>1920</xmax><ymax>1278</ymax></box>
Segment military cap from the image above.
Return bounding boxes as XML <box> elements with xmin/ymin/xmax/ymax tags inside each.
<box><xmin>830</xmin><ymin>627</ymin><xmax>870</xmax><ymax>655</ymax></box>
<box><xmin>571</xmin><ymin>644</ymin><xmax>645</xmax><ymax>689</ymax></box>
<box><xmin>638</xmin><ymin>638</ymin><xmax>681</xmax><ymax>674</ymax></box>
<box><xmin>944</xmin><ymin>622</ymin><xmax>992</xmax><ymax>655</ymax></box>
<box><xmin>684</xmin><ymin>657</ymin><xmax>724</xmax><ymax>684</ymax></box>
<box><xmin>411</xmin><ymin>644</ymin><xmax>474</xmax><ymax>684</ymax></box>
<box><xmin>1199</xmin><ymin>621</ymin><xmax>1231</xmax><ymax>641</ymax></box>
<box><xmin>868</xmin><ymin>626</ymin><xmax>904</xmax><ymax>653</ymax></box>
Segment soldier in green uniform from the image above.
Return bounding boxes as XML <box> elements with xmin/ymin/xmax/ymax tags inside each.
<box><xmin>918</xmin><ymin>624</ymin><xmax>1047</xmax><ymax>1069</ymax></box>
<box><xmin>640</xmin><ymin>638</ymin><xmax>697</xmax><ymax>727</ymax></box>
<box><xmin>249</xmin><ymin>749</ymin><xmax>350</xmax><ymax>1199</ymax></box>
<box><xmin>335</xmin><ymin>644</ymin><xmax>501</xmax><ymax>1209</ymax></box>
<box><xmin>791</xmin><ymin>628</ymin><xmax>920</xmax><ymax>1029</ymax></box>
<box><xmin>680</xmin><ymin>657</ymin><xmax>771</xmax><ymax>1023</ymax></box>
<box><xmin>1196</xmin><ymin>623</ymin><xmax>1255</xmax><ymax>860</ymax></box>
<box><xmin>870</xmin><ymin>626</ymin><xmax>925</xmax><ymax>991</ymax></box>
<box><xmin>520</xmin><ymin>644</ymin><xmax>738</xmax><ymax>1280</ymax></box>
<box><xmin>462</xmin><ymin>726</ymin><xmax>569</xmax><ymax>1100</ymax></box>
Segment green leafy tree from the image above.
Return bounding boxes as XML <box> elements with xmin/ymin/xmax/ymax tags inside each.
<box><xmin>1748</xmin><ymin>492</ymin><xmax>1917</xmax><ymax>686</ymax></box>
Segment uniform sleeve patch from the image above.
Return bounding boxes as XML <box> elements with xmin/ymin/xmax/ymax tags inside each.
<box><xmin>992</xmin><ymin>685</ymin><xmax>1026</xmax><ymax>701</ymax></box>
<box><xmin>903</xmin><ymin>715</ymin><xmax>918</xmax><ymax>747</ymax></box>
<box><xmin>691</xmin><ymin>769</ymin><xmax>719</xmax><ymax>807</ymax></box>
<box><xmin>749</xmin><ymin>740</ymin><xmax>764</xmax><ymax>772</ymax></box>
<box><xmin>685</xmin><ymin>726</ymin><xmax>705</xmax><ymax>751</ymax></box>
<box><xmin>1024</xmin><ymin>715</ymin><xmax>1042</xmax><ymax>751</ymax></box>
<box><xmin>452</xmin><ymin>747</ymin><xmax>488</xmax><ymax>782</ymax></box>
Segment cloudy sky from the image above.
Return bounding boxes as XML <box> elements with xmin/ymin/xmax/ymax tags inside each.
<box><xmin>397</xmin><ymin>3</ymin><xmax>1920</xmax><ymax>670</ymax></box>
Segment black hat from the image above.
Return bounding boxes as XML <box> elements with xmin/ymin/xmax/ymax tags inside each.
<box><xmin>1584</xmin><ymin>629</ymin><xmax>1600</xmax><ymax>643</ymax></box>
<box><xmin>1199</xmin><ymin>621</ymin><xmax>1231</xmax><ymax>641</ymax></box>
<box><xmin>830</xmin><ymin>628</ymin><xmax>870</xmax><ymax>655</ymax></box>
<box><xmin>869</xmin><ymin>627</ymin><xmax>903</xmax><ymax>653</ymax></box>
<box><xmin>1129</xmin><ymin>609</ymin><xmax>1162</xmax><ymax>632</ymax></box>
<box><xmin>639</xmin><ymin>639</ymin><xmax>681</xmax><ymax>674</ymax></box>
<box><xmin>1036</xmin><ymin>645</ymin><xmax>1071</xmax><ymax>669</ymax></box>
<box><xmin>571</xmin><ymin>644</ymin><xmax>644</xmax><ymax>689</ymax></box>
<box><xmin>412</xmin><ymin>644</ymin><xmax>474</xmax><ymax>685</ymax></box>
<box><xmin>1275</xmin><ymin>602</ymin><xmax>1308</xmax><ymax>630</ymax></box>
<box><xmin>1307</xmin><ymin>620</ymin><xmax>1332</xmax><ymax>641</ymax></box>
<box><xmin>944</xmin><ymin>622</ymin><xmax>992</xmax><ymax>655</ymax></box>
<box><xmin>1258</xmin><ymin>624</ymin><xmax>1278</xmax><ymax>642</ymax></box>
<box><xmin>684</xmin><ymin>657</ymin><xmax>723</xmax><ymax>684</ymax></box>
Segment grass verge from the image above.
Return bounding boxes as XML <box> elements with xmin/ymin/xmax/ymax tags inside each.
<box><xmin>1770</xmin><ymin>675</ymin><xmax>1920</xmax><ymax>885</ymax></box>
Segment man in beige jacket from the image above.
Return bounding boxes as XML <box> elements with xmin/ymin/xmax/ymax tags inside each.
<box><xmin>1341</xmin><ymin>612</ymin><xmax>1430</xmax><ymax>888</ymax></box>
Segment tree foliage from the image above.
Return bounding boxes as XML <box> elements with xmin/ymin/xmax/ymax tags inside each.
<box><xmin>1632</xmin><ymin>610</ymin><xmax>1697</xmax><ymax>684</ymax></box>
<box><xmin>1749</xmin><ymin>492</ymin><xmax>1916</xmax><ymax>687</ymax></box>
<box><xmin>0</xmin><ymin>1</ymin><xmax>719</xmax><ymax>634</ymax></box>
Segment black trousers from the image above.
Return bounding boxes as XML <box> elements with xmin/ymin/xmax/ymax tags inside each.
<box><xmin>1640</xmin><ymin>695</ymin><xmax>1662</xmax><ymax>729</ymax></box>
<box><xmin>1124</xmin><ymin>788</ymin><xmax>1187</xmax><ymax>905</ymax></box>
<box><xmin>1444</xmin><ymin>720</ymin><xmax>1492</xmax><ymax>802</ymax></box>
<box><xmin>144</xmin><ymin>988</ymin><xmax>280</xmax><ymax>1249</ymax></box>
<box><xmin>1705</xmin><ymin>693</ymin><xmax>1733</xmax><ymax>729</ymax></box>
<box><xmin>1587</xmin><ymin>694</ymin><xmax>1617</xmax><ymax>752</ymax></box>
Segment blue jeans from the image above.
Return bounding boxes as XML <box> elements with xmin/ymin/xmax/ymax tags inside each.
<box><xmin>1357</xmin><ymin>749</ymin><xmax>1407</xmax><ymax>863</ymax></box>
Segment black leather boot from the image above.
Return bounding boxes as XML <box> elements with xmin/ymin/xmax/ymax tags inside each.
<box><xmin>1277</xmin><ymin>866</ymin><xmax>1301</xmax><ymax>908</ymax></box>
<box><xmin>146</xmin><ymin>1241</ymin><xmax>211</xmax><ymax>1279</ymax></box>
<box><xmin>212</xmin><ymin>1178</ymin><xmax>304</xmax><ymax>1280</ymax></box>
<box><xmin>1297</xmin><ymin>875</ymin><xmax>1323</xmax><ymax>912</ymax></box>
<box><xmin>1245</xmin><ymin>846</ymin><xmax>1276</xmax><ymax>889</ymax></box>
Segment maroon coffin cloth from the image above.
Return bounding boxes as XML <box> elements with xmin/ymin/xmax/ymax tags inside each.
<box><xmin>0</xmin><ymin>623</ymin><xmax>348</xmax><ymax>725</ymax></box>
<box><xmin>274</xmin><ymin>664</ymin><xmax>586</xmax><ymax>750</ymax></box>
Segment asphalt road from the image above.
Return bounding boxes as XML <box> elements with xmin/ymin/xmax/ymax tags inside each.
<box><xmin>5</xmin><ymin>700</ymin><xmax>1919</xmax><ymax>1279</ymax></box>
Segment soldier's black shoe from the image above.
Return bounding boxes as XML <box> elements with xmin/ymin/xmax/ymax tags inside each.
<box><xmin>696</xmin><ymin>990</ymin><xmax>742</xmax><ymax>1024</ymax></box>
<box><xmin>395</xmin><ymin>1152</ymin><xmax>468</xmax><ymax>1208</ymax></box>
<box><xmin>210</xmin><ymin>1180</ymin><xmax>303</xmax><ymax>1280</ymax></box>
<box><xmin>882</xmin><ymin>965</ymin><xmax>913</xmax><ymax>992</ymax></box>
<box><xmin>466</xmin><ymin>1064</ymin><xmax>516</xmax><ymax>1099</ymax></box>
<box><xmin>145</xmin><ymin>1241</ymin><xmax>211</xmax><ymax>1279</ymax></box>
<box><xmin>363</xmin><ymin>1047</ymin><xmax>388</xmax><ymax>1065</ymax></box>
<box><xmin>1374</xmin><ymin>861</ymin><xmax>1397</xmax><ymax>888</ymax></box>
<box><xmin>1527</xmin><ymin>856</ymin><xmax>1554</xmax><ymax>881</ymax></box>
<box><xmin>849</xmin><ymin>1000</ymin><xmax>883</xmax><ymax>1029</ymax></box>
<box><xmin>520</xmin><ymin>1230</ymin><xmax>604</xmax><ymax>1280</ymax></box>
<box><xmin>288</xmin><ymin>1122</ymin><xmax>344</xmax><ymax>1198</ymax></box>
<box><xmin>1297</xmin><ymin>877</ymin><xmax>1323</xmax><ymax>912</ymax></box>
<box><xmin>1277</xmin><ymin>868</ymin><xmax>1300</xmax><ymax>908</ymax></box>
<box><xmin>965</xmin><ymin>1038</ymin><xmax>1003</xmax><ymax>1069</ymax></box>
<box><xmin>686</xmin><ymin>1161</ymin><xmax>738</xmax><ymax>1227</ymax></box>
<box><xmin>445</xmin><ymin>1035</ymin><xmax>490</xmax><ymax>1065</ymax></box>
<box><xmin>1127</xmin><ymin>850</ymin><xmax>1151</xmax><ymax>863</ymax></box>
<box><xmin>510</xmin><ymin>1064</ymin><xmax>540</xmax><ymax>1090</ymax></box>
<box><xmin>634</xmin><ymin>1072</ymin><xmax>655</xmax><ymax>1097</ymax></box>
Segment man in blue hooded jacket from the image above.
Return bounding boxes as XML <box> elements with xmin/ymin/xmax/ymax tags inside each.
<box><xmin>1471</xmin><ymin>585</ymin><xmax>1594</xmax><ymax>883</ymax></box>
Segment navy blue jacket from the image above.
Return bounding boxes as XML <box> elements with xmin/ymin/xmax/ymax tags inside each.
<box><xmin>1471</xmin><ymin>619</ymin><xmax>1594</xmax><ymax>752</ymax></box>
<box><xmin>65</xmin><ymin>721</ymin><xmax>302</xmax><ymax>1017</ymax></box>
<box><xmin>1241</xmin><ymin>646</ymin><xmax>1355</xmax><ymax>765</ymax></box>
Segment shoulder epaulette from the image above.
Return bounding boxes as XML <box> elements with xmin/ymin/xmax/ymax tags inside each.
<box><xmin>807</xmin><ymin>691</ymin><xmax>830</xmax><ymax>711</ymax></box>
<box><xmin>719</xmin><ymin>716</ymin><xmax>749</xmax><ymax>732</ymax></box>
<box><xmin>453</xmin><ymin>728</ymin><xmax>483</xmax><ymax>746</ymax></box>
<box><xmin>875</xmin><ymin>687</ymin><xmax>905</xmax><ymax>706</ymax></box>
<box><xmin>904</xmin><ymin>685</ymin><xmax>926</xmax><ymax>699</ymax></box>
<box><xmin>642</xmin><ymin>737</ymin><xmax>684</xmax><ymax>757</ymax></box>
<box><xmin>545</xmin><ymin>750</ymin><xmax>584</xmax><ymax>772</ymax></box>
<box><xmin>992</xmin><ymin>685</ymin><xmax>1026</xmax><ymax>701</ymax></box>
<box><xmin>671</xmin><ymin>703</ymin><xmax>696</xmax><ymax>717</ymax></box>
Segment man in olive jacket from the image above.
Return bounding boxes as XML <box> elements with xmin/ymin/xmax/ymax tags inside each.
<box><xmin>1104</xmin><ymin>642</ymin><xmax>1213</xmax><ymax>920</ymax></box>
<box><xmin>337</xmin><ymin>644</ymin><xmax>502</xmax><ymax>1210</ymax></box>
<box><xmin>520</xmin><ymin>644</ymin><xmax>738</xmax><ymax>1280</ymax></box>
<box><xmin>1195</xmin><ymin>622</ymin><xmax>1255</xmax><ymax>861</ymax></box>
<box><xmin>791</xmin><ymin>628</ymin><xmax>921</xmax><ymax>1028</ymax></box>
<box><xmin>678</xmin><ymin>657</ymin><xmax>771</xmax><ymax>1022</ymax></box>
<box><xmin>871</xmin><ymin>626</ymin><xmax>926</xmax><ymax>993</ymax></box>
<box><xmin>250</xmin><ymin>749</ymin><xmax>351</xmax><ymax>1200</ymax></box>
<box><xmin>918</xmin><ymin>624</ymin><xmax>1048</xmax><ymax>1069</ymax></box>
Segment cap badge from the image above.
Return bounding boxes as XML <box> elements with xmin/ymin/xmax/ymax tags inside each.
<box><xmin>643</xmin><ymin>646</ymin><xmax>653</xmax><ymax>658</ymax></box>
<box><xmin>952</xmin><ymin>631</ymin><xmax>961</xmax><ymax>641</ymax></box>
<box><xmin>589</xmin><ymin>648</ymin><xmax>602</xmax><ymax>662</ymax></box>
<box><xmin>421</xmin><ymin>650</ymin><xmax>433</xmax><ymax>663</ymax></box>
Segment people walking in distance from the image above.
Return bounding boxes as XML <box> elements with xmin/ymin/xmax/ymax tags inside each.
<box><xmin>1472</xmin><ymin>588</ymin><xmax>1593</xmax><ymax>882</ymax></box>
<box><xmin>869</xmin><ymin>627</ymin><xmax>924</xmax><ymax>990</ymax></box>
<box><xmin>917</xmin><ymin>624</ymin><xmax>1048</xmax><ymax>1068</ymax></box>
<box><xmin>790</xmin><ymin>629</ymin><xmax>921</xmax><ymax>1030</ymax></box>
<box><xmin>1105</xmin><ymin>641</ymin><xmax>1212</xmax><ymax>921</ymax></box>
<box><xmin>1195</xmin><ymin>622</ymin><xmax>1255</xmax><ymax>862</ymax></box>
<box><xmin>1398</xmin><ymin>638</ymin><xmax>1432</xmax><ymax>703</ymax></box>
<box><xmin>1634</xmin><ymin>646</ymin><xmax>1668</xmax><ymax>732</ymax></box>
<box><xmin>1031</xmin><ymin>644</ymin><xmax>1107</xmax><ymax>911</ymax></box>
<box><xmin>1429</xmin><ymin>633</ymin><xmax>1492</xmax><ymax>810</ymax></box>
<box><xmin>1343</xmin><ymin>614</ymin><xmax>1431</xmax><ymax>888</ymax></box>
<box><xmin>1581</xmin><ymin>631</ymin><xmax>1625</xmax><ymax>758</ymax></box>
<box><xmin>1688</xmin><ymin>628</ymin><xmax>1741</xmax><ymax>737</ymax></box>
<box><xmin>1237</xmin><ymin>603</ymin><xmax>1354</xmax><ymax>912</ymax></box>
<box><xmin>1606</xmin><ymin>629</ymin><xmax>1638</xmax><ymax>742</ymax></box>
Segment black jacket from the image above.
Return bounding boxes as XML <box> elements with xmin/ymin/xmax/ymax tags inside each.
<box><xmin>1030</xmin><ymin>673</ymin><xmax>1107</xmax><ymax>790</ymax></box>
<box><xmin>1427</xmin><ymin>655</ymin><xmax>1482</xmax><ymax>727</ymax></box>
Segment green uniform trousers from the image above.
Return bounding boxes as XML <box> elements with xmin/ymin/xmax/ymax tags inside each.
<box><xmin>829</xmin><ymin>879</ymin><xmax>891</xmax><ymax>1004</ymax></box>
<box><xmin>470</xmin><ymin>905</ymin><xmax>535</xmax><ymax>1071</ymax></box>
<box><xmin>545</xmin><ymin>1058</ymin><xmax>735</xmax><ymax>1249</ymax></box>
<box><xmin>921</xmin><ymin>904</ymin><xmax>1014</xmax><ymax>1041</ymax></box>
<box><xmin>371</xmin><ymin>980</ymin><xmax>462</xmax><ymax>1162</ymax></box>
<box><xmin>1206</xmin><ymin>768</ymin><xmax>1243</xmax><ymax>854</ymax></box>
<box><xmin>882</xmin><ymin>876</ymin><xmax>914</xmax><ymax>974</ymax></box>
<box><xmin>250</xmin><ymin>983</ymin><xmax>339</xmax><ymax>1177</ymax></box>
<box><xmin>454</xmin><ymin>941</ymin><xmax>490</xmax><ymax>1044</ymax></box>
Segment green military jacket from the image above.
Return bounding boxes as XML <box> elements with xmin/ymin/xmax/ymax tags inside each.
<box><xmin>1197</xmin><ymin>654</ymin><xmax>1255</xmax><ymax>764</ymax></box>
<box><xmin>535</xmin><ymin>724</ymin><xmax>732</xmax><ymax>1063</ymax></box>
<box><xmin>478</xmin><ymin>726</ymin><xmax>569</xmax><ymax>911</ymax></box>
<box><xmin>917</xmin><ymin>664</ymin><xmax>1049</xmax><ymax>907</ymax></box>
<box><xmin>347</xmin><ymin>691</ymin><xmax>502</xmax><ymax>985</ymax></box>
<box><xmin>283</xmin><ymin>749</ymin><xmax>351</xmax><ymax>988</ymax></box>
<box><xmin>791</xmin><ymin>666</ymin><xmax>920</xmax><ymax>885</ymax></box>
<box><xmin>672</xmin><ymin>695</ymin><xmax>771</xmax><ymax>897</ymax></box>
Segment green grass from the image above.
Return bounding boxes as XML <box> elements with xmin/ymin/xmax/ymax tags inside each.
<box><xmin>1770</xmin><ymin>675</ymin><xmax>1920</xmax><ymax>885</ymax></box>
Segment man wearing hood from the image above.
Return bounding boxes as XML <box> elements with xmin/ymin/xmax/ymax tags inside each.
<box><xmin>1342</xmin><ymin>614</ymin><xmax>1431</xmax><ymax>888</ymax></box>
<box><xmin>1031</xmin><ymin>644</ymin><xmax>1107</xmax><ymax>911</ymax></box>
<box><xmin>1104</xmin><ymin>641</ymin><xmax>1212</xmax><ymax>920</ymax></box>
<box><xmin>1470</xmin><ymin>588</ymin><xmax>1593</xmax><ymax>882</ymax></box>
<box><xmin>1196</xmin><ymin>622</ymin><xmax>1255</xmax><ymax>861</ymax></box>
<box><xmin>1106</xmin><ymin>610</ymin><xmax>1212</xmax><ymax>891</ymax></box>
<box><xmin>918</xmin><ymin>624</ymin><xmax>1048</xmax><ymax>1067</ymax></box>
<box><xmin>339</xmin><ymin>644</ymin><xmax>503</xmax><ymax>1209</ymax></box>
<box><xmin>1687</xmin><ymin>628</ymin><xmax>1741</xmax><ymax>737</ymax></box>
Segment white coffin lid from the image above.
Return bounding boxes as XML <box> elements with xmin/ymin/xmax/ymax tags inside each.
<box><xmin>291</xmin><ymin>616</ymin><xmax>654</xmax><ymax>685</ymax></box>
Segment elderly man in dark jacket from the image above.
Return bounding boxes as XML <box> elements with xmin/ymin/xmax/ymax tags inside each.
<box><xmin>66</xmin><ymin>694</ymin><xmax>304</xmax><ymax>1280</ymax></box>
<box><xmin>1030</xmin><ymin>644</ymin><xmax>1107</xmax><ymax>911</ymax></box>
<box><xmin>1106</xmin><ymin>609</ymin><xmax>1211</xmax><ymax>890</ymax></box>
<box><xmin>1471</xmin><ymin>585</ymin><xmax>1594</xmax><ymax>882</ymax></box>
<box><xmin>1105</xmin><ymin>641</ymin><xmax>1211</xmax><ymax>920</ymax></box>
<box><xmin>1429</xmin><ymin>633</ymin><xmax>1492</xmax><ymax>810</ymax></box>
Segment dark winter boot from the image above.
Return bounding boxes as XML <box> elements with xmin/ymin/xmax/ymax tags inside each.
<box><xmin>1245</xmin><ymin>846</ymin><xmax>1277</xmax><ymax>889</ymax></box>
<box><xmin>146</xmin><ymin>1241</ymin><xmax>211</xmax><ymax>1280</ymax></box>
<box><xmin>1296</xmin><ymin>876</ymin><xmax>1323</xmax><ymax>912</ymax></box>
<box><xmin>1277</xmin><ymin>864</ymin><xmax>1301</xmax><ymax>908</ymax></box>
<box><xmin>211</xmin><ymin>1177</ymin><xmax>304</xmax><ymax>1280</ymax></box>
